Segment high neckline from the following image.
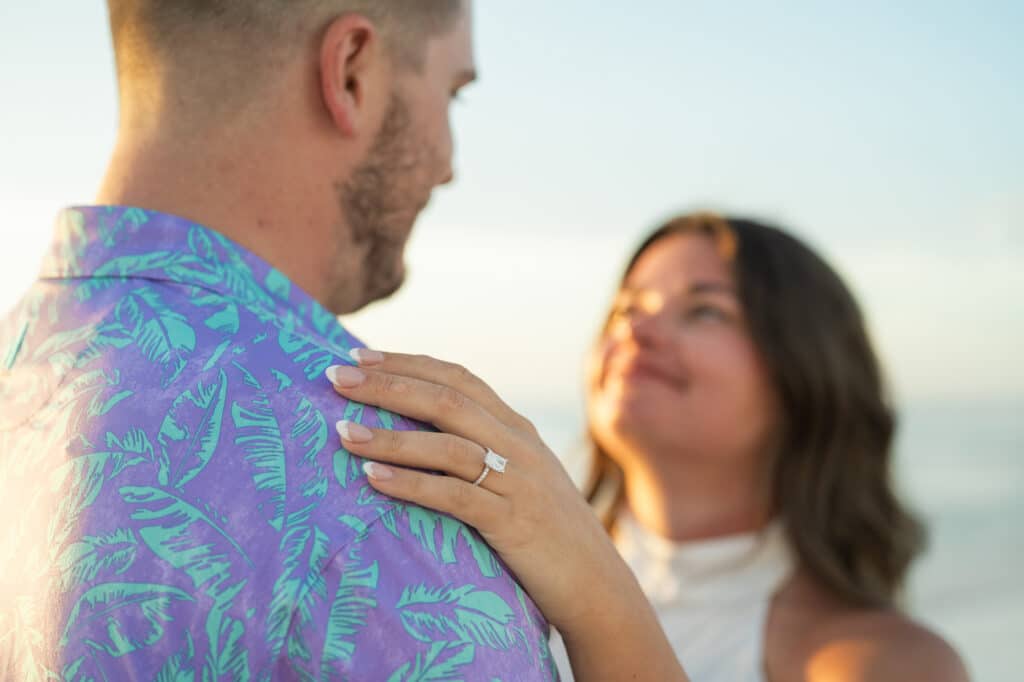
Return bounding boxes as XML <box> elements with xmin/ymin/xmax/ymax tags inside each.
<box><xmin>615</xmin><ymin>510</ymin><xmax>795</xmax><ymax>605</ymax></box>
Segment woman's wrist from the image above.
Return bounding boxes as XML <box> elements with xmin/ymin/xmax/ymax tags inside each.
<box><xmin>557</xmin><ymin>562</ymin><xmax>687</xmax><ymax>681</ymax></box>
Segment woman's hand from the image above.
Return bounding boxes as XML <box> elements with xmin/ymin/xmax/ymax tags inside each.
<box><xmin>324</xmin><ymin>350</ymin><xmax>688</xmax><ymax>682</ymax></box>
<box><xmin>324</xmin><ymin>349</ymin><xmax>622</xmax><ymax>633</ymax></box>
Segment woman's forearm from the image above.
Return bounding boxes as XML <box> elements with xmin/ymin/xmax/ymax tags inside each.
<box><xmin>560</xmin><ymin>570</ymin><xmax>689</xmax><ymax>682</ymax></box>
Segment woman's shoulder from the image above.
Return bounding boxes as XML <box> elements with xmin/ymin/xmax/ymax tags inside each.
<box><xmin>801</xmin><ymin>610</ymin><xmax>969</xmax><ymax>682</ymax></box>
<box><xmin>766</xmin><ymin>574</ymin><xmax>970</xmax><ymax>682</ymax></box>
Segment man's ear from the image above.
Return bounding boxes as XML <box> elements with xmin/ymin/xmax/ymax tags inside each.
<box><xmin>320</xmin><ymin>14</ymin><xmax>383</xmax><ymax>138</ymax></box>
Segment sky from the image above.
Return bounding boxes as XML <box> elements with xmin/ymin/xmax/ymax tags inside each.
<box><xmin>1</xmin><ymin>1</ymin><xmax>1022</xmax><ymax>415</ymax></box>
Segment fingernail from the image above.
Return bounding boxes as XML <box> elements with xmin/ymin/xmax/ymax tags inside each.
<box><xmin>325</xmin><ymin>365</ymin><xmax>365</xmax><ymax>388</ymax></box>
<box><xmin>363</xmin><ymin>461</ymin><xmax>394</xmax><ymax>481</ymax></box>
<box><xmin>350</xmin><ymin>348</ymin><xmax>384</xmax><ymax>366</ymax></box>
<box><xmin>337</xmin><ymin>420</ymin><xmax>373</xmax><ymax>443</ymax></box>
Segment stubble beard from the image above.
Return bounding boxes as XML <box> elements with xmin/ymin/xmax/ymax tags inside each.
<box><xmin>332</xmin><ymin>92</ymin><xmax>427</xmax><ymax>313</ymax></box>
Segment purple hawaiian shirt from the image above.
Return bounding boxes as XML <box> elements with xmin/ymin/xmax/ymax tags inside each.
<box><xmin>0</xmin><ymin>207</ymin><xmax>558</xmax><ymax>681</ymax></box>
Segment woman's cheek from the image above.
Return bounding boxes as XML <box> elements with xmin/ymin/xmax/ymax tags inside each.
<box><xmin>585</xmin><ymin>339</ymin><xmax>614</xmax><ymax>394</ymax></box>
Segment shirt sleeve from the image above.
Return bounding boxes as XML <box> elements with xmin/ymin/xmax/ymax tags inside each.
<box><xmin>277</xmin><ymin>503</ymin><xmax>560</xmax><ymax>681</ymax></box>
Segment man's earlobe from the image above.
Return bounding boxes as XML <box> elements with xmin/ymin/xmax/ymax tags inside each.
<box><xmin>320</xmin><ymin>16</ymin><xmax>377</xmax><ymax>138</ymax></box>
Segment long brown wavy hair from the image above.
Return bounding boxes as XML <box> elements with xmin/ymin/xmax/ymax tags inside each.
<box><xmin>584</xmin><ymin>213</ymin><xmax>926</xmax><ymax>608</ymax></box>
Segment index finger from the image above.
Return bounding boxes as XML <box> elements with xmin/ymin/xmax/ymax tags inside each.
<box><xmin>327</xmin><ymin>365</ymin><xmax>529</xmax><ymax>463</ymax></box>
<box><xmin>348</xmin><ymin>350</ymin><xmax>538</xmax><ymax>437</ymax></box>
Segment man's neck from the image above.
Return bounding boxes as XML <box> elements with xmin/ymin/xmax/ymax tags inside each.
<box><xmin>96</xmin><ymin>122</ymin><xmax>358</xmax><ymax>314</ymax></box>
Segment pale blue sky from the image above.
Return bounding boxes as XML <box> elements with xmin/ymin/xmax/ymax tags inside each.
<box><xmin>1</xmin><ymin>1</ymin><xmax>1021</xmax><ymax>410</ymax></box>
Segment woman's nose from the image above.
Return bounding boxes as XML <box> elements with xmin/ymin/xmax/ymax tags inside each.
<box><xmin>627</xmin><ymin>311</ymin><xmax>668</xmax><ymax>346</ymax></box>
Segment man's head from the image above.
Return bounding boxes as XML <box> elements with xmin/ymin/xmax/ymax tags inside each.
<box><xmin>105</xmin><ymin>0</ymin><xmax>476</xmax><ymax>313</ymax></box>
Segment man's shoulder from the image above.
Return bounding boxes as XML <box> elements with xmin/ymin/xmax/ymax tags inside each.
<box><xmin>3</xmin><ymin>273</ymin><xmax>349</xmax><ymax>432</ymax></box>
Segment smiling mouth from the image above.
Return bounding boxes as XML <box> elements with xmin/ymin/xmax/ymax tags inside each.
<box><xmin>620</xmin><ymin>363</ymin><xmax>687</xmax><ymax>391</ymax></box>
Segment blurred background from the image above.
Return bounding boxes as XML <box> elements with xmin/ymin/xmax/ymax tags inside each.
<box><xmin>1</xmin><ymin>2</ymin><xmax>1020</xmax><ymax>679</ymax></box>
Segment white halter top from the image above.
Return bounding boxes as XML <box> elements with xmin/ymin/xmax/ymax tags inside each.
<box><xmin>550</xmin><ymin>514</ymin><xmax>794</xmax><ymax>682</ymax></box>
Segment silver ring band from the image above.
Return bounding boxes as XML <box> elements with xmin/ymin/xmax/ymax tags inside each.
<box><xmin>471</xmin><ymin>466</ymin><xmax>491</xmax><ymax>487</ymax></box>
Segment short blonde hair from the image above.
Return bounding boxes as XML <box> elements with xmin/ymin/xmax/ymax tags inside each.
<box><xmin>107</xmin><ymin>0</ymin><xmax>463</xmax><ymax>91</ymax></box>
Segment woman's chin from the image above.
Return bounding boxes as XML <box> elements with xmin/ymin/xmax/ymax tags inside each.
<box><xmin>591</xmin><ymin>396</ymin><xmax>683</xmax><ymax>448</ymax></box>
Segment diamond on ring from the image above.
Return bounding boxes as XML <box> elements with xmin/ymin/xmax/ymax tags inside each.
<box><xmin>472</xmin><ymin>449</ymin><xmax>508</xmax><ymax>487</ymax></box>
<box><xmin>484</xmin><ymin>449</ymin><xmax>508</xmax><ymax>473</ymax></box>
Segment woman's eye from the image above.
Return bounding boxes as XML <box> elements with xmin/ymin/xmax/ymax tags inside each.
<box><xmin>686</xmin><ymin>305</ymin><xmax>727</xmax><ymax>322</ymax></box>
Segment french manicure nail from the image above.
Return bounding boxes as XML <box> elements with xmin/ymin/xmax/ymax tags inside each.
<box><xmin>350</xmin><ymin>348</ymin><xmax>384</xmax><ymax>366</ymax></box>
<box><xmin>325</xmin><ymin>365</ymin><xmax>366</xmax><ymax>388</ymax></box>
<box><xmin>363</xmin><ymin>461</ymin><xmax>394</xmax><ymax>481</ymax></box>
<box><xmin>337</xmin><ymin>420</ymin><xmax>373</xmax><ymax>443</ymax></box>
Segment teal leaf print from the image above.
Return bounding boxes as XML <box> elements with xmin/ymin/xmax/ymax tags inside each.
<box><xmin>291</xmin><ymin>397</ymin><xmax>330</xmax><ymax>499</ymax></box>
<box><xmin>332</xmin><ymin>447</ymin><xmax>359</xmax><ymax>491</ymax></box>
<box><xmin>155</xmin><ymin>631</ymin><xmax>196</xmax><ymax>682</ymax></box>
<box><xmin>265</xmin><ymin>269</ymin><xmax>291</xmax><ymax>302</ymax></box>
<box><xmin>94</xmin><ymin>251</ymin><xmax>190</xmax><ymax>279</ymax></box>
<box><xmin>405</xmin><ymin>508</ymin><xmax>501</xmax><ymax>579</ymax></box>
<box><xmin>309</xmin><ymin>306</ymin><xmax>339</xmax><ymax>340</ymax></box>
<box><xmin>60</xmin><ymin>582</ymin><xmax>195</xmax><ymax>657</ymax></box>
<box><xmin>232</xmin><ymin>392</ymin><xmax>288</xmax><ymax>532</ymax></box>
<box><xmin>3</xmin><ymin>320</ymin><xmax>27</xmax><ymax>369</ymax></box>
<box><xmin>39</xmin><ymin>368</ymin><xmax>108</xmax><ymax>430</ymax></box>
<box><xmin>109</xmin><ymin>428</ymin><xmax>155</xmax><ymax>460</ymax></box>
<box><xmin>203</xmin><ymin>339</ymin><xmax>234</xmax><ymax>372</ymax></box>
<box><xmin>122</xmin><ymin>288</ymin><xmax>197</xmax><ymax>386</ymax></box>
<box><xmin>386</xmin><ymin>641</ymin><xmax>475</xmax><ymax>682</ymax></box>
<box><xmin>319</xmin><ymin>542</ymin><xmax>379</xmax><ymax>675</ymax></box>
<box><xmin>97</xmin><ymin>206</ymin><xmax>149</xmax><ymax>248</ymax></box>
<box><xmin>266</xmin><ymin>525</ymin><xmax>332</xmax><ymax>659</ymax></box>
<box><xmin>337</xmin><ymin>515</ymin><xmax>370</xmax><ymax>539</ymax></box>
<box><xmin>48</xmin><ymin>443</ymin><xmax>147</xmax><ymax>552</ymax></box>
<box><xmin>513</xmin><ymin>582</ymin><xmax>555</xmax><ymax>674</ymax></box>
<box><xmin>203</xmin><ymin>581</ymin><xmax>251</xmax><ymax>682</ymax></box>
<box><xmin>91</xmin><ymin>388</ymin><xmax>135</xmax><ymax>417</ymax></box>
<box><xmin>375</xmin><ymin>408</ymin><xmax>396</xmax><ymax>430</ymax></box>
<box><xmin>187</xmin><ymin>226</ymin><xmax>217</xmax><ymax>263</ymax></box>
<box><xmin>54</xmin><ymin>207</ymin><xmax>88</xmax><ymax>277</ymax></box>
<box><xmin>355</xmin><ymin>487</ymin><xmax>402</xmax><ymax>539</ymax></box>
<box><xmin>458</xmin><ymin>526</ymin><xmax>502</xmax><ymax>580</ymax></box>
<box><xmin>121</xmin><ymin>486</ymin><xmax>254</xmax><ymax>596</ymax></box>
<box><xmin>193</xmin><ymin>294</ymin><xmax>241</xmax><ymax>335</ymax></box>
<box><xmin>61</xmin><ymin>656</ymin><xmax>87</xmax><ymax>681</ymax></box>
<box><xmin>332</xmin><ymin>400</ymin><xmax>368</xmax><ymax>490</ymax></box>
<box><xmin>277</xmin><ymin>324</ymin><xmax>335</xmax><ymax>381</ymax></box>
<box><xmin>76</xmin><ymin>251</ymin><xmax>200</xmax><ymax>302</ymax></box>
<box><xmin>272</xmin><ymin>369</ymin><xmax>293</xmax><ymax>392</ymax></box>
<box><xmin>157</xmin><ymin>369</ymin><xmax>228</xmax><ymax>489</ymax></box>
<box><xmin>232</xmin><ymin>366</ymin><xmax>329</xmax><ymax>531</ymax></box>
<box><xmin>30</xmin><ymin>322</ymin><xmax>101</xmax><ymax>365</ymax></box>
<box><xmin>72</xmin><ymin>287</ymin><xmax>198</xmax><ymax>381</ymax></box>
<box><xmin>40</xmin><ymin>319</ymin><xmax>129</xmax><ymax>372</ymax></box>
<box><xmin>189</xmin><ymin>228</ymin><xmax>276</xmax><ymax>307</ymax></box>
<box><xmin>57</xmin><ymin>528</ymin><xmax>139</xmax><ymax>592</ymax></box>
<box><xmin>397</xmin><ymin>584</ymin><xmax>518</xmax><ymax>651</ymax></box>
<box><xmin>408</xmin><ymin>507</ymin><xmax>444</xmax><ymax>561</ymax></box>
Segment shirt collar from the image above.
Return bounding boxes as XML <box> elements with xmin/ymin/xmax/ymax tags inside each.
<box><xmin>39</xmin><ymin>206</ymin><xmax>360</xmax><ymax>353</ymax></box>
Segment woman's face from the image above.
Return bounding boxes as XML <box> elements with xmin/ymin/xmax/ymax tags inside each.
<box><xmin>587</xmin><ymin>233</ymin><xmax>778</xmax><ymax>470</ymax></box>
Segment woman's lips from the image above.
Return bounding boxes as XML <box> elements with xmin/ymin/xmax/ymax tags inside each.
<box><xmin>618</xmin><ymin>358</ymin><xmax>687</xmax><ymax>391</ymax></box>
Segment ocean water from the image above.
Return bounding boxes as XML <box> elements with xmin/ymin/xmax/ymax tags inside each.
<box><xmin>527</xmin><ymin>399</ymin><xmax>1022</xmax><ymax>682</ymax></box>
